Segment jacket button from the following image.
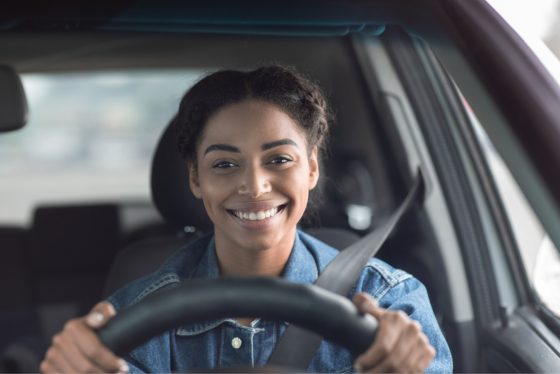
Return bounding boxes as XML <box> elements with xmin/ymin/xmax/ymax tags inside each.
<box><xmin>231</xmin><ymin>337</ymin><xmax>242</xmax><ymax>349</ymax></box>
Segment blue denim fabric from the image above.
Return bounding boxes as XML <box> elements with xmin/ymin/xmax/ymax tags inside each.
<box><xmin>107</xmin><ymin>231</ymin><xmax>452</xmax><ymax>373</ymax></box>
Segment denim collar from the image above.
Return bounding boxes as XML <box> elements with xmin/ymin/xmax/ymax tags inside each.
<box><xmin>176</xmin><ymin>231</ymin><xmax>320</xmax><ymax>336</ymax></box>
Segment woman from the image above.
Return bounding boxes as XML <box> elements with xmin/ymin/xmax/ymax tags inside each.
<box><xmin>40</xmin><ymin>66</ymin><xmax>452</xmax><ymax>373</ymax></box>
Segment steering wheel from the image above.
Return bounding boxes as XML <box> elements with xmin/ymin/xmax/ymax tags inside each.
<box><xmin>97</xmin><ymin>277</ymin><xmax>378</xmax><ymax>371</ymax></box>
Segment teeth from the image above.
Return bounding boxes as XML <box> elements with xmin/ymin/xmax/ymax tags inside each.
<box><xmin>234</xmin><ymin>207</ymin><xmax>280</xmax><ymax>221</ymax></box>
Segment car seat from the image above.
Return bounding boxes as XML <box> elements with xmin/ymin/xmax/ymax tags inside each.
<box><xmin>0</xmin><ymin>204</ymin><xmax>123</xmax><ymax>372</ymax></box>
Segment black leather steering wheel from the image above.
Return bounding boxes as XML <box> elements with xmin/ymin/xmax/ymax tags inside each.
<box><xmin>97</xmin><ymin>277</ymin><xmax>378</xmax><ymax>370</ymax></box>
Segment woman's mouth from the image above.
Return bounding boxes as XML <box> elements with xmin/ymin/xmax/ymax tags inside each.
<box><xmin>227</xmin><ymin>204</ymin><xmax>287</xmax><ymax>221</ymax></box>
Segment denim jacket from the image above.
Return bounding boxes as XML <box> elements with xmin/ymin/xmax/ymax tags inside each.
<box><xmin>107</xmin><ymin>231</ymin><xmax>452</xmax><ymax>373</ymax></box>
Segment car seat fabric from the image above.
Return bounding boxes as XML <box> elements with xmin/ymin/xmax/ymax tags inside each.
<box><xmin>0</xmin><ymin>65</ymin><xmax>27</xmax><ymax>133</ymax></box>
<box><xmin>28</xmin><ymin>204</ymin><xmax>122</xmax><ymax>330</ymax></box>
<box><xmin>151</xmin><ymin>118</ymin><xmax>212</xmax><ymax>231</ymax></box>
<box><xmin>30</xmin><ymin>206</ymin><xmax>117</xmax><ymax>302</ymax></box>
<box><xmin>0</xmin><ymin>205</ymin><xmax>123</xmax><ymax>372</ymax></box>
<box><xmin>0</xmin><ymin>227</ymin><xmax>37</xmax><ymax>357</ymax></box>
<box><xmin>30</xmin><ymin>204</ymin><xmax>120</xmax><ymax>275</ymax></box>
<box><xmin>0</xmin><ymin>227</ymin><xmax>31</xmax><ymax>308</ymax></box>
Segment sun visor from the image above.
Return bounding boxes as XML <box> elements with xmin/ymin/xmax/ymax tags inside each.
<box><xmin>0</xmin><ymin>65</ymin><xmax>28</xmax><ymax>133</ymax></box>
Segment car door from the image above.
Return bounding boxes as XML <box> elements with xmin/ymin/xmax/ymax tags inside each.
<box><xmin>351</xmin><ymin>0</ymin><xmax>560</xmax><ymax>371</ymax></box>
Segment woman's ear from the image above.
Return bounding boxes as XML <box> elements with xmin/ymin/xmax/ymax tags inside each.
<box><xmin>188</xmin><ymin>162</ymin><xmax>202</xmax><ymax>199</ymax></box>
<box><xmin>308</xmin><ymin>146</ymin><xmax>320</xmax><ymax>190</ymax></box>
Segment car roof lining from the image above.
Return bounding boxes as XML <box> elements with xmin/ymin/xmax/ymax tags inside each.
<box><xmin>0</xmin><ymin>33</ymin><xmax>365</xmax><ymax>72</ymax></box>
<box><xmin>1</xmin><ymin>0</ymin><xmax>427</xmax><ymax>31</ymax></box>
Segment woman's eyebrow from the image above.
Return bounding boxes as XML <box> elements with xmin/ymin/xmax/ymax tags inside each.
<box><xmin>261</xmin><ymin>139</ymin><xmax>298</xmax><ymax>150</ymax></box>
<box><xmin>204</xmin><ymin>144</ymin><xmax>240</xmax><ymax>155</ymax></box>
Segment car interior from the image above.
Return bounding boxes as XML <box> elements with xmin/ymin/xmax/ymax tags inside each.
<box><xmin>3</xmin><ymin>1</ymin><xmax>560</xmax><ymax>370</ymax></box>
<box><xmin>0</xmin><ymin>31</ymin><xmax>458</xmax><ymax>372</ymax></box>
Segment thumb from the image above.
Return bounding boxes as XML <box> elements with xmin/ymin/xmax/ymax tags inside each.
<box><xmin>85</xmin><ymin>301</ymin><xmax>116</xmax><ymax>330</ymax></box>
<box><xmin>353</xmin><ymin>292</ymin><xmax>384</xmax><ymax>319</ymax></box>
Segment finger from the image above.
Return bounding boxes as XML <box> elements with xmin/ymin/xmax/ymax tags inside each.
<box><xmin>377</xmin><ymin>320</ymin><xmax>423</xmax><ymax>373</ymax></box>
<box><xmin>56</xmin><ymin>328</ymin><xmax>106</xmax><ymax>373</ymax></box>
<box><xmin>353</xmin><ymin>293</ymin><xmax>383</xmax><ymax>319</ymax></box>
<box><xmin>354</xmin><ymin>311</ymin><xmax>404</xmax><ymax>371</ymax></box>
<box><xmin>402</xmin><ymin>332</ymin><xmax>431</xmax><ymax>371</ymax></box>
<box><xmin>39</xmin><ymin>359</ymin><xmax>57</xmax><ymax>374</ymax></box>
<box><xmin>368</xmin><ymin>354</ymin><xmax>395</xmax><ymax>373</ymax></box>
<box><xmin>86</xmin><ymin>301</ymin><xmax>117</xmax><ymax>329</ymax></box>
<box><xmin>375</xmin><ymin>321</ymin><xmax>434</xmax><ymax>373</ymax></box>
<box><xmin>42</xmin><ymin>342</ymin><xmax>76</xmax><ymax>373</ymax></box>
<box><xmin>66</xmin><ymin>318</ymin><xmax>127</xmax><ymax>373</ymax></box>
<box><xmin>416</xmin><ymin>343</ymin><xmax>437</xmax><ymax>372</ymax></box>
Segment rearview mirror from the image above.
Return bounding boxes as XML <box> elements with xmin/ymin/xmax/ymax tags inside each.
<box><xmin>0</xmin><ymin>65</ymin><xmax>27</xmax><ymax>133</ymax></box>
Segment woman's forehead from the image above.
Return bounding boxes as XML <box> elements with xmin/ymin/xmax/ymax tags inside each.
<box><xmin>198</xmin><ymin>100</ymin><xmax>307</xmax><ymax>148</ymax></box>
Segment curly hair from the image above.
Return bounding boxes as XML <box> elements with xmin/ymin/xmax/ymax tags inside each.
<box><xmin>174</xmin><ymin>65</ymin><xmax>331</xmax><ymax>165</ymax></box>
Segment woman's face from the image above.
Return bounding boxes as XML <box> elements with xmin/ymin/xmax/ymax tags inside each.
<box><xmin>189</xmin><ymin>99</ymin><xmax>319</xmax><ymax>254</ymax></box>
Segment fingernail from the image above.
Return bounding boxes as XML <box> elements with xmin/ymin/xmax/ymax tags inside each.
<box><xmin>118</xmin><ymin>359</ymin><xmax>129</xmax><ymax>374</ymax></box>
<box><xmin>86</xmin><ymin>311</ymin><xmax>104</xmax><ymax>327</ymax></box>
<box><xmin>106</xmin><ymin>302</ymin><xmax>117</xmax><ymax>317</ymax></box>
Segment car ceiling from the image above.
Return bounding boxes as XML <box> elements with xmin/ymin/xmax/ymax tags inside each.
<box><xmin>0</xmin><ymin>0</ymin><xmax>442</xmax><ymax>73</ymax></box>
<box><xmin>0</xmin><ymin>0</ymin><xmax>424</xmax><ymax>28</ymax></box>
<box><xmin>0</xmin><ymin>34</ymin><xmax>352</xmax><ymax>72</ymax></box>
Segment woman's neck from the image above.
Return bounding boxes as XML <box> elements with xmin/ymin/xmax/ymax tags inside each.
<box><xmin>214</xmin><ymin>232</ymin><xmax>295</xmax><ymax>277</ymax></box>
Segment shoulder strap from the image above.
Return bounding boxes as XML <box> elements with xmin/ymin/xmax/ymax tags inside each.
<box><xmin>267</xmin><ymin>169</ymin><xmax>425</xmax><ymax>369</ymax></box>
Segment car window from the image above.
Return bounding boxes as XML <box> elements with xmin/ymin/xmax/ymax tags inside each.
<box><xmin>0</xmin><ymin>70</ymin><xmax>201</xmax><ymax>225</ymax></box>
<box><xmin>464</xmin><ymin>96</ymin><xmax>560</xmax><ymax>317</ymax></box>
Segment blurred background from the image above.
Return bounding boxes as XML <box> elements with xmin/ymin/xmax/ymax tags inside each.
<box><xmin>489</xmin><ymin>0</ymin><xmax>560</xmax><ymax>77</ymax></box>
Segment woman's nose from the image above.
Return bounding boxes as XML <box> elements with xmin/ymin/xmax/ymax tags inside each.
<box><xmin>238</xmin><ymin>166</ymin><xmax>271</xmax><ymax>198</ymax></box>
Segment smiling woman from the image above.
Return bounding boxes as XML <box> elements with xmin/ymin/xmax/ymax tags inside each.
<box><xmin>190</xmin><ymin>99</ymin><xmax>319</xmax><ymax>275</ymax></box>
<box><xmin>39</xmin><ymin>66</ymin><xmax>451</xmax><ymax>373</ymax></box>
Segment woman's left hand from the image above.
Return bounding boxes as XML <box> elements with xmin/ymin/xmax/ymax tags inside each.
<box><xmin>353</xmin><ymin>293</ymin><xmax>436</xmax><ymax>373</ymax></box>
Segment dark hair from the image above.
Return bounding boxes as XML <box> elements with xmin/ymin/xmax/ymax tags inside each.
<box><xmin>174</xmin><ymin>65</ymin><xmax>330</xmax><ymax>164</ymax></box>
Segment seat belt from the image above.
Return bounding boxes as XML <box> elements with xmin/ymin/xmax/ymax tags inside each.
<box><xmin>267</xmin><ymin>168</ymin><xmax>426</xmax><ymax>370</ymax></box>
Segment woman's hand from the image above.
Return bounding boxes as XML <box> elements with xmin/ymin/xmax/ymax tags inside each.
<box><xmin>40</xmin><ymin>301</ymin><xmax>128</xmax><ymax>374</ymax></box>
<box><xmin>353</xmin><ymin>293</ymin><xmax>436</xmax><ymax>373</ymax></box>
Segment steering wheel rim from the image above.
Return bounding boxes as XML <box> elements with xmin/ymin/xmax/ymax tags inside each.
<box><xmin>98</xmin><ymin>277</ymin><xmax>377</xmax><ymax>368</ymax></box>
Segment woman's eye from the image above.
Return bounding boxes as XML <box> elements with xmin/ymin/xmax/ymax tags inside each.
<box><xmin>212</xmin><ymin>161</ymin><xmax>237</xmax><ymax>169</ymax></box>
<box><xmin>269</xmin><ymin>156</ymin><xmax>293</xmax><ymax>165</ymax></box>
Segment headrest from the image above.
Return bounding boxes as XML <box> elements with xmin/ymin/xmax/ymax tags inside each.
<box><xmin>30</xmin><ymin>204</ymin><xmax>121</xmax><ymax>272</ymax></box>
<box><xmin>0</xmin><ymin>65</ymin><xmax>28</xmax><ymax>133</ymax></box>
<box><xmin>151</xmin><ymin>121</ymin><xmax>213</xmax><ymax>231</ymax></box>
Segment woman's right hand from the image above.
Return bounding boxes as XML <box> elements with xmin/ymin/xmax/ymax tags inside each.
<box><xmin>40</xmin><ymin>301</ymin><xmax>129</xmax><ymax>373</ymax></box>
